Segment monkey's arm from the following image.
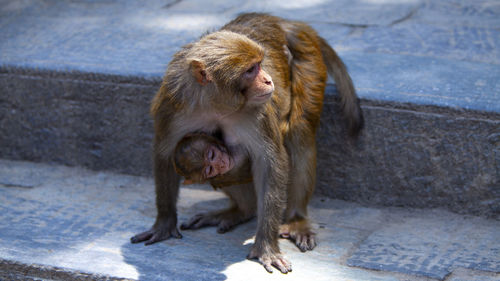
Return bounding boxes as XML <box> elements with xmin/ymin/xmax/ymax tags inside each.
<box><xmin>131</xmin><ymin>152</ymin><xmax>182</xmax><ymax>244</ymax></box>
<box><xmin>246</xmin><ymin>120</ymin><xmax>291</xmax><ymax>273</ymax></box>
<box><xmin>131</xmin><ymin>101</ymin><xmax>186</xmax><ymax>245</ymax></box>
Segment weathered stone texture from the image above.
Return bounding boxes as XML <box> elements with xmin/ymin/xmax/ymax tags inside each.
<box><xmin>317</xmin><ymin>95</ymin><xmax>500</xmax><ymax>217</ymax></box>
<box><xmin>1</xmin><ymin>69</ymin><xmax>498</xmax><ymax>217</ymax></box>
<box><xmin>0</xmin><ymin>68</ymin><xmax>157</xmax><ymax>176</ymax></box>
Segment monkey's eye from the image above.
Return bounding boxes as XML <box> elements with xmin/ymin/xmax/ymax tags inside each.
<box><xmin>207</xmin><ymin>148</ymin><xmax>215</xmax><ymax>161</ymax></box>
<box><xmin>246</xmin><ymin>63</ymin><xmax>261</xmax><ymax>75</ymax></box>
<box><xmin>246</xmin><ymin>65</ymin><xmax>256</xmax><ymax>74</ymax></box>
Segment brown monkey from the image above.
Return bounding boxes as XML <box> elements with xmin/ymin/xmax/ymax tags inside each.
<box><xmin>173</xmin><ymin>133</ymin><xmax>255</xmax><ymax>234</ymax></box>
<box><xmin>173</xmin><ymin>132</ymin><xmax>252</xmax><ymax>188</ymax></box>
<box><xmin>131</xmin><ymin>13</ymin><xmax>363</xmax><ymax>274</ymax></box>
<box><xmin>173</xmin><ymin>133</ymin><xmax>317</xmax><ymax>252</ymax></box>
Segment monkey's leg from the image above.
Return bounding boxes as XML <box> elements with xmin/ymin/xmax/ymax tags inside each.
<box><xmin>131</xmin><ymin>154</ymin><xmax>182</xmax><ymax>245</ymax></box>
<box><xmin>181</xmin><ymin>183</ymin><xmax>256</xmax><ymax>233</ymax></box>
<box><xmin>283</xmin><ymin>131</ymin><xmax>317</xmax><ymax>252</ymax></box>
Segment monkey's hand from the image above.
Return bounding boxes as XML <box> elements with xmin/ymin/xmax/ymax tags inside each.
<box><xmin>130</xmin><ymin>217</ymin><xmax>182</xmax><ymax>245</ymax></box>
<box><xmin>247</xmin><ymin>245</ymin><xmax>292</xmax><ymax>274</ymax></box>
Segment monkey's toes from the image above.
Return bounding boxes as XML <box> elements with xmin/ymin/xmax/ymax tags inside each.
<box><xmin>295</xmin><ymin>232</ymin><xmax>317</xmax><ymax>252</ymax></box>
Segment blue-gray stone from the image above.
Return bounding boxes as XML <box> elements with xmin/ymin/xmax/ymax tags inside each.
<box><xmin>347</xmin><ymin>211</ymin><xmax>500</xmax><ymax>279</ymax></box>
<box><xmin>0</xmin><ymin>159</ymin><xmax>404</xmax><ymax>280</ymax></box>
<box><xmin>342</xmin><ymin>51</ymin><xmax>500</xmax><ymax>112</ymax></box>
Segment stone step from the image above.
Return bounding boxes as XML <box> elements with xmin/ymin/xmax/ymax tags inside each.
<box><xmin>1</xmin><ymin>0</ymin><xmax>499</xmax><ymax>217</ymax></box>
<box><xmin>1</xmin><ymin>65</ymin><xmax>498</xmax><ymax>217</ymax></box>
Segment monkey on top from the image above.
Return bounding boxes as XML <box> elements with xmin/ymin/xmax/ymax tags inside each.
<box><xmin>131</xmin><ymin>13</ymin><xmax>364</xmax><ymax>274</ymax></box>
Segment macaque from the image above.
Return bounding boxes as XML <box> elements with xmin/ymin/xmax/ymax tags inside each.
<box><xmin>173</xmin><ymin>132</ymin><xmax>255</xmax><ymax>234</ymax></box>
<box><xmin>173</xmin><ymin>132</ymin><xmax>319</xmax><ymax>252</ymax></box>
<box><xmin>131</xmin><ymin>13</ymin><xmax>364</xmax><ymax>274</ymax></box>
<box><xmin>173</xmin><ymin>132</ymin><xmax>252</xmax><ymax>188</ymax></box>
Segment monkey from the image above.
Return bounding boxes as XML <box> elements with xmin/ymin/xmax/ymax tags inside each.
<box><xmin>173</xmin><ymin>132</ymin><xmax>256</xmax><ymax>234</ymax></box>
<box><xmin>173</xmin><ymin>132</ymin><xmax>320</xmax><ymax>252</ymax></box>
<box><xmin>173</xmin><ymin>132</ymin><xmax>252</xmax><ymax>188</ymax></box>
<box><xmin>130</xmin><ymin>13</ymin><xmax>364</xmax><ymax>274</ymax></box>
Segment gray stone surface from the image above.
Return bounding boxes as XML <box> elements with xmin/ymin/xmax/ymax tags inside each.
<box><xmin>1</xmin><ymin>0</ymin><xmax>499</xmax><ymax>216</ymax></box>
<box><xmin>1</xmin><ymin>69</ymin><xmax>498</xmax><ymax>217</ymax></box>
<box><xmin>1</xmin><ymin>159</ymin><xmax>499</xmax><ymax>280</ymax></box>
<box><xmin>347</xmin><ymin>210</ymin><xmax>500</xmax><ymax>279</ymax></box>
<box><xmin>317</xmin><ymin>98</ymin><xmax>500</xmax><ymax>217</ymax></box>
<box><xmin>445</xmin><ymin>268</ymin><xmax>500</xmax><ymax>281</ymax></box>
<box><xmin>0</xmin><ymin>0</ymin><xmax>499</xmax><ymax>111</ymax></box>
<box><xmin>0</xmin><ymin>68</ymin><xmax>157</xmax><ymax>177</ymax></box>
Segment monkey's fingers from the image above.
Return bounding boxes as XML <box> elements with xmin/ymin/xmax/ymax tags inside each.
<box><xmin>131</xmin><ymin>227</ymin><xmax>182</xmax><ymax>245</ymax></box>
<box><xmin>130</xmin><ymin>230</ymin><xmax>154</xmax><ymax>244</ymax></box>
<box><xmin>247</xmin><ymin>251</ymin><xmax>292</xmax><ymax>274</ymax></box>
<box><xmin>144</xmin><ymin>228</ymin><xmax>182</xmax><ymax>245</ymax></box>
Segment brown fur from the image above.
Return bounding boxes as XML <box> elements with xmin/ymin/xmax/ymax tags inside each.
<box><xmin>131</xmin><ymin>13</ymin><xmax>363</xmax><ymax>274</ymax></box>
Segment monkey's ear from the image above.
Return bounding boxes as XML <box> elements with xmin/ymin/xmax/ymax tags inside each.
<box><xmin>190</xmin><ymin>60</ymin><xmax>212</xmax><ymax>86</ymax></box>
<box><xmin>182</xmin><ymin>178</ymin><xmax>195</xmax><ymax>185</ymax></box>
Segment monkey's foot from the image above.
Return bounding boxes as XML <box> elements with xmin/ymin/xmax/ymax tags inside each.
<box><xmin>180</xmin><ymin>207</ymin><xmax>253</xmax><ymax>233</ymax></box>
<box><xmin>280</xmin><ymin>220</ymin><xmax>317</xmax><ymax>252</ymax></box>
<box><xmin>131</xmin><ymin>219</ymin><xmax>182</xmax><ymax>245</ymax></box>
<box><xmin>247</xmin><ymin>245</ymin><xmax>292</xmax><ymax>274</ymax></box>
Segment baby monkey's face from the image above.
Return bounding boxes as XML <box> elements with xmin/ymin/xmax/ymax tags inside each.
<box><xmin>204</xmin><ymin>144</ymin><xmax>234</xmax><ymax>178</ymax></box>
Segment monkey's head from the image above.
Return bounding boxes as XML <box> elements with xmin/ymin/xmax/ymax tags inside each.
<box><xmin>186</xmin><ymin>31</ymin><xmax>275</xmax><ymax>109</ymax></box>
<box><xmin>173</xmin><ymin>133</ymin><xmax>235</xmax><ymax>184</ymax></box>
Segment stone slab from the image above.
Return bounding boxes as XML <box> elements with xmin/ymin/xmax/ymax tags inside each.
<box><xmin>2</xmin><ymin>159</ymin><xmax>499</xmax><ymax>280</ymax></box>
<box><xmin>342</xmin><ymin>23</ymin><xmax>500</xmax><ymax>65</ymax></box>
<box><xmin>0</xmin><ymin>0</ymin><xmax>499</xmax><ymax>222</ymax></box>
<box><xmin>0</xmin><ymin>0</ymin><xmax>421</xmax><ymax>76</ymax></box>
<box><xmin>0</xmin><ymin>159</ymin><xmax>417</xmax><ymax>281</ymax></box>
<box><xmin>317</xmin><ymin>99</ymin><xmax>500</xmax><ymax>218</ymax></box>
<box><xmin>413</xmin><ymin>0</ymin><xmax>500</xmax><ymax>28</ymax></box>
<box><xmin>343</xmin><ymin>51</ymin><xmax>500</xmax><ymax>112</ymax></box>
<box><xmin>1</xmin><ymin>67</ymin><xmax>498</xmax><ymax>217</ymax></box>
<box><xmin>1</xmin><ymin>0</ymin><xmax>499</xmax><ymax>112</ymax></box>
<box><xmin>446</xmin><ymin>268</ymin><xmax>500</xmax><ymax>281</ymax></box>
<box><xmin>347</xmin><ymin>210</ymin><xmax>500</xmax><ymax>279</ymax></box>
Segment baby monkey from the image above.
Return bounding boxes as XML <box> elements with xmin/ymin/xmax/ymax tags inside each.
<box><xmin>173</xmin><ymin>132</ymin><xmax>255</xmax><ymax>235</ymax></box>
<box><xmin>173</xmin><ymin>132</ymin><xmax>252</xmax><ymax>188</ymax></box>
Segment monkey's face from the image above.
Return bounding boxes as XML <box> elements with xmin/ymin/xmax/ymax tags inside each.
<box><xmin>186</xmin><ymin>31</ymin><xmax>273</xmax><ymax>109</ymax></box>
<box><xmin>239</xmin><ymin>62</ymin><xmax>274</xmax><ymax>106</ymax></box>
<box><xmin>204</xmin><ymin>144</ymin><xmax>234</xmax><ymax>178</ymax></box>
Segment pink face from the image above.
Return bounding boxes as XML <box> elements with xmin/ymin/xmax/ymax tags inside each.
<box><xmin>204</xmin><ymin>145</ymin><xmax>234</xmax><ymax>178</ymax></box>
<box><xmin>241</xmin><ymin>62</ymin><xmax>274</xmax><ymax>105</ymax></box>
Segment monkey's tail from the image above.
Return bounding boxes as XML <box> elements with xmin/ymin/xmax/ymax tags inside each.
<box><xmin>318</xmin><ymin>37</ymin><xmax>364</xmax><ymax>137</ymax></box>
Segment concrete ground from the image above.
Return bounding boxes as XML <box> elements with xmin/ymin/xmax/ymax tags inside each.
<box><xmin>0</xmin><ymin>160</ymin><xmax>499</xmax><ymax>281</ymax></box>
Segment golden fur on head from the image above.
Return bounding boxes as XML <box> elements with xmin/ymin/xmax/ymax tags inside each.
<box><xmin>187</xmin><ymin>31</ymin><xmax>265</xmax><ymax>91</ymax></box>
<box><xmin>153</xmin><ymin>31</ymin><xmax>266</xmax><ymax>116</ymax></box>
